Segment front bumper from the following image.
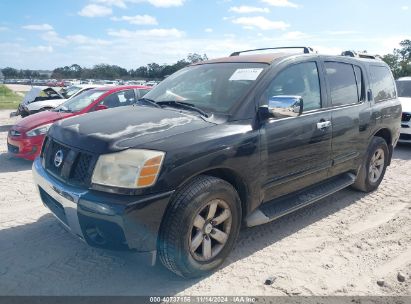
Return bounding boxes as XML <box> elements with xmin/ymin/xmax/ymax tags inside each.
<box><xmin>7</xmin><ymin>135</ymin><xmax>43</xmax><ymax>160</ymax></box>
<box><xmin>400</xmin><ymin>118</ymin><xmax>411</xmax><ymax>142</ymax></box>
<box><xmin>32</xmin><ymin>158</ymin><xmax>173</xmax><ymax>257</ymax></box>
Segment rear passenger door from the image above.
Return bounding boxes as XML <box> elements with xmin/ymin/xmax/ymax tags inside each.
<box><xmin>322</xmin><ymin>60</ymin><xmax>371</xmax><ymax>177</ymax></box>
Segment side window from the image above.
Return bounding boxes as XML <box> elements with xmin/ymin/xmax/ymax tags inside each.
<box><xmin>353</xmin><ymin>65</ymin><xmax>365</xmax><ymax>101</ymax></box>
<box><xmin>325</xmin><ymin>62</ymin><xmax>358</xmax><ymax>106</ymax></box>
<box><xmin>263</xmin><ymin>62</ymin><xmax>321</xmax><ymax>111</ymax></box>
<box><xmin>370</xmin><ymin>66</ymin><xmax>396</xmax><ymax>102</ymax></box>
<box><xmin>138</xmin><ymin>89</ymin><xmax>150</xmax><ymax>97</ymax></box>
<box><xmin>101</xmin><ymin>90</ymin><xmax>136</xmax><ymax>108</ymax></box>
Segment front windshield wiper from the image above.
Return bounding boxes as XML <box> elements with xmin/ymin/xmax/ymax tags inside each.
<box><xmin>156</xmin><ymin>100</ymin><xmax>209</xmax><ymax>118</ymax></box>
<box><xmin>136</xmin><ymin>98</ymin><xmax>162</xmax><ymax>108</ymax></box>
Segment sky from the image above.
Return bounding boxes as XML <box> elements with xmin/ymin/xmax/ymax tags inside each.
<box><xmin>0</xmin><ymin>0</ymin><xmax>410</xmax><ymax>70</ymax></box>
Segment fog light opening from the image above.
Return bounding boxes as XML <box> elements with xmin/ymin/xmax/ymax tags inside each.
<box><xmin>85</xmin><ymin>225</ymin><xmax>107</xmax><ymax>245</ymax></box>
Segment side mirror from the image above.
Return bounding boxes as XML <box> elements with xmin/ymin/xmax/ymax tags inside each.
<box><xmin>261</xmin><ymin>95</ymin><xmax>303</xmax><ymax>119</ymax></box>
<box><xmin>95</xmin><ymin>104</ymin><xmax>108</xmax><ymax>111</ymax></box>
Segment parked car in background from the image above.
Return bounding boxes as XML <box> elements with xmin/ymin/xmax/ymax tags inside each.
<box><xmin>16</xmin><ymin>87</ymin><xmax>64</xmax><ymax>117</ymax></box>
<box><xmin>145</xmin><ymin>81</ymin><xmax>159</xmax><ymax>87</ymax></box>
<box><xmin>31</xmin><ymin>47</ymin><xmax>400</xmax><ymax>278</ymax></box>
<box><xmin>8</xmin><ymin>85</ymin><xmax>151</xmax><ymax>160</ymax></box>
<box><xmin>397</xmin><ymin>77</ymin><xmax>411</xmax><ymax>143</ymax></box>
<box><xmin>16</xmin><ymin>85</ymin><xmax>99</xmax><ymax>117</ymax></box>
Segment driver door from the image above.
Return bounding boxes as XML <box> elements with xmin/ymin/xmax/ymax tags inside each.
<box><xmin>259</xmin><ymin>60</ymin><xmax>333</xmax><ymax>202</ymax></box>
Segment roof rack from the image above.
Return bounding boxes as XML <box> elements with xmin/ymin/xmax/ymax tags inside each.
<box><xmin>341</xmin><ymin>50</ymin><xmax>379</xmax><ymax>60</ymax></box>
<box><xmin>230</xmin><ymin>46</ymin><xmax>316</xmax><ymax>57</ymax></box>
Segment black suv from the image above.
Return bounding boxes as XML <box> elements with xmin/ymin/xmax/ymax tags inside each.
<box><xmin>33</xmin><ymin>47</ymin><xmax>401</xmax><ymax>278</ymax></box>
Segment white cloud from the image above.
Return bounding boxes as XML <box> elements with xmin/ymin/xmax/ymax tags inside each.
<box><xmin>92</xmin><ymin>0</ymin><xmax>127</xmax><ymax>8</ymax></box>
<box><xmin>204</xmin><ymin>28</ymin><xmax>213</xmax><ymax>33</ymax></box>
<box><xmin>41</xmin><ymin>31</ymin><xmax>67</xmax><ymax>45</ymax></box>
<box><xmin>111</xmin><ymin>14</ymin><xmax>158</xmax><ymax>25</ymax></box>
<box><xmin>261</xmin><ymin>0</ymin><xmax>300</xmax><ymax>8</ymax></box>
<box><xmin>324</xmin><ymin>30</ymin><xmax>359</xmax><ymax>35</ymax></box>
<box><xmin>0</xmin><ymin>26</ymin><xmax>9</xmax><ymax>32</ymax></box>
<box><xmin>28</xmin><ymin>45</ymin><xmax>54</xmax><ymax>53</ymax></box>
<box><xmin>67</xmin><ymin>34</ymin><xmax>112</xmax><ymax>45</ymax></box>
<box><xmin>128</xmin><ymin>0</ymin><xmax>185</xmax><ymax>7</ymax></box>
<box><xmin>108</xmin><ymin>28</ymin><xmax>185</xmax><ymax>38</ymax></box>
<box><xmin>41</xmin><ymin>31</ymin><xmax>112</xmax><ymax>47</ymax></box>
<box><xmin>281</xmin><ymin>31</ymin><xmax>309</xmax><ymax>40</ymax></box>
<box><xmin>401</xmin><ymin>5</ymin><xmax>409</xmax><ymax>10</ymax></box>
<box><xmin>22</xmin><ymin>24</ymin><xmax>54</xmax><ymax>31</ymax></box>
<box><xmin>232</xmin><ymin>16</ymin><xmax>289</xmax><ymax>30</ymax></box>
<box><xmin>78</xmin><ymin>4</ymin><xmax>113</xmax><ymax>17</ymax></box>
<box><xmin>229</xmin><ymin>6</ymin><xmax>270</xmax><ymax>13</ymax></box>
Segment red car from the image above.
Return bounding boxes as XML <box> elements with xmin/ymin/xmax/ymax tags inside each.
<box><xmin>7</xmin><ymin>85</ymin><xmax>151</xmax><ymax>160</ymax></box>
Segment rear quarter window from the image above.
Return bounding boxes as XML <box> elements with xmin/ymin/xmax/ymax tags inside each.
<box><xmin>370</xmin><ymin>66</ymin><xmax>396</xmax><ymax>102</ymax></box>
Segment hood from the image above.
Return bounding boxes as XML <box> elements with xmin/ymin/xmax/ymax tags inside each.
<box><xmin>399</xmin><ymin>97</ymin><xmax>411</xmax><ymax>113</ymax></box>
<box><xmin>49</xmin><ymin>106</ymin><xmax>214</xmax><ymax>153</ymax></box>
<box><xmin>16</xmin><ymin>110</ymin><xmax>72</xmax><ymax>131</ymax></box>
<box><xmin>22</xmin><ymin>87</ymin><xmax>63</xmax><ymax>105</ymax></box>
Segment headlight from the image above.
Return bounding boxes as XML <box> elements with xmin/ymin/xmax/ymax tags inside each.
<box><xmin>92</xmin><ymin>149</ymin><xmax>165</xmax><ymax>189</ymax></box>
<box><xmin>26</xmin><ymin>123</ymin><xmax>52</xmax><ymax>137</ymax></box>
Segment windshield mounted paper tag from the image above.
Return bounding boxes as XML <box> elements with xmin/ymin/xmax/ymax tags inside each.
<box><xmin>229</xmin><ymin>68</ymin><xmax>264</xmax><ymax>81</ymax></box>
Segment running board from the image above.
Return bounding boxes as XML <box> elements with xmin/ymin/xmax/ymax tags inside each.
<box><xmin>245</xmin><ymin>173</ymin><xmax>356</xmax><ymax>227</ymax></box>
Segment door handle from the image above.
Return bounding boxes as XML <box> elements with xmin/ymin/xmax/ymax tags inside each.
<box><xmin>317</xmin><ymin>120</ymin><xmax>332</xmax><ymax>130</ymax></box>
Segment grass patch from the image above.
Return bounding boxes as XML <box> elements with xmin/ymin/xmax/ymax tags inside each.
<box><xmin>0</xmin><ymin>85</ymin><xmax>23</xmax><ymax>110</ymax></box>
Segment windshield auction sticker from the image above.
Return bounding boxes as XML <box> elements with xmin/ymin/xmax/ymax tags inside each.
<box><xmin>229</xmin><ymin>68</ymin><xmax>264</xmax><ymax>81</ymax></box>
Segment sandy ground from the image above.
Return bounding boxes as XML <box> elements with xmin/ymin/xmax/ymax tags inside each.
<box><xmin>0</xmin><ymin>109</ymin><xmax>410</xmax><ymax>296</ymax></box>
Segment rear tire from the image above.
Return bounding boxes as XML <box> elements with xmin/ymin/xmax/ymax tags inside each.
<box><xmin>158</xmin><ymin>175</ymin><xmax>242</xmax><ymax>278</ymax></box>
<box><xmin>352</xmin><ymin>137</ymin><xmax>389</xmax><ymax>192</ymax></box>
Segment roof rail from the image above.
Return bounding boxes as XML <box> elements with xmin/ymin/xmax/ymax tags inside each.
<box><xmin>341</xmin><ymin>50</ymin><xmax>378</xmax><ymax>59</ymax></box>
<box><xmin>230</xmin><ymin>46</ymin><xmax>316</xmax><ymax>57</ymax></box>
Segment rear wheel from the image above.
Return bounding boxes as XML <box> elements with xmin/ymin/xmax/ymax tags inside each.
<box><xmin>158</xmin><ymin>175</ymin><xmax>242</xmax><ymax>278</ymax></box>
<box><xmin>352</xmin><ymin>137</ymin><xmax>389</xmax><ymax>192</ymax></box>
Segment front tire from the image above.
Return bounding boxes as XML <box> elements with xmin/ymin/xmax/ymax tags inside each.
<box><xmin>352</xmin><ymin>137</ymin><xmax>389</xmax><ymax>192</ymax></box>
<box><xmin>158</xmin><ymin>175</ymin><xmax>242</xmax><ymax>278</ymax></box>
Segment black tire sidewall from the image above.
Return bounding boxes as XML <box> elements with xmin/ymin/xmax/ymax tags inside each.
<box><xmin>364</xmin><ymin>137</ymin><xmax>389</xmax><ymax>191</ymax></box>
<box><xmin>160</xmin><ymin>177</ymin><xmax>242</xmax><ymax>277</ymax></box>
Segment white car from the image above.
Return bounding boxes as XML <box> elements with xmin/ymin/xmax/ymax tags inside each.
<box><xmin>18</xmin><ymin>85</ymin><xmax>100</xmax><ymax>116</ymax></box>
<box><xmin>397</xmin><ymin>77</ymin><xmax>411</xmax><ymax>143</ymax></box>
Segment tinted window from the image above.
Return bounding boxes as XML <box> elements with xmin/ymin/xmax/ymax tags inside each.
<box><xmin>263</xmin><ymin>62</ymin><xmax>321</xmax><ymax>111</ymax></box>
<box><xmin>54</xmin><ymin>90</ymin><xmax>106</xmax><ymax>112</ymax></box>
<box><xmin>325</xmin><ymin>62</ymin><xmax>358</xmax><ymax>106</ymax></box>
<box><xmin>101</xmin><ymin>90</ymin><xmax>136</xmax><ymax>108</ymax></box>
<box><xmin>354</xmin><ymin>66</ymin><xmax>365</xmax><ymax>101</ymax></box>
<box><xmin>138</xmin><ymin>89</ymin><xmax>150</xmax><ymax>97</ymax></box>
<box><xmin>396</xmin><ymin>80</ymin><xmax>411</xmax><ymax>98</ymax></box>
<box><xmin>370</xmin><ymin>66</ymin><xmax>396</xmax><ymax>102</ymax></box>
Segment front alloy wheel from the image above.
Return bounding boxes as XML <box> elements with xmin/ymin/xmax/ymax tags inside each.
<box><xmin>189</xmin><ymin>199</ymin><xmax>232</xmax><ymax>262</ymax></box>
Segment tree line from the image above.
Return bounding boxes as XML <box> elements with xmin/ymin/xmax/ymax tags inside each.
<box><xmin>2</xmin><ymin>43</ymin><xmax>411</xmax><ymax>81</ymax></box>
<box><xmin>382</xmin><ymin>39</ymin><xmax>411</xmax><ymax>79</ymax></box>
<box><xmin>1</xmin><ymin>53</ymin><xmax>208</xmax><ymax>81</ymax></box>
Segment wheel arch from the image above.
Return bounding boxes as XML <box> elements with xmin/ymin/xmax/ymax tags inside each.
<box><xmin>173</xmin><ymin>167</ymin><xmax>250</xmax><ymax>220</ymax></box>
<box><xmin>372</xmin><ymin>128</ymin><xmax>393</xmax><ymax>165</ymax></box>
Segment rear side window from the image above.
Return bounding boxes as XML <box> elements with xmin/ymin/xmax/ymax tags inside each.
<box><xmin>353</xmin><ymin>66</ymin><xmax>365</xmax><ymax>101</ymax></box>
<box><xmin>370</xmin><ymin>66</ymin><xmax>396</xmax><ymax>102</ymax></box>
<box><xmin>325</xmin><ymin>62</ymin><xmax>358</xmax><ymax>106</ymax></box>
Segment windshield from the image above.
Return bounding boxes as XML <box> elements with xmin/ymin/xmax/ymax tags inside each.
<box><xmin>396</xmin><ymin>80</ymin><xmax>411</xmax><ymax>98</ymax></box>
<box><xmin>60</xmin><ymin>86</ymin><xmax>82</xmax><ymax>99</ymax></box>
<box><xmin>144</xmin><ymin>63</ymin><xmax>268</xmax><ymax>114</ymax></box>
<box><xmin>55</xmin><ymin>89</ymin><xmax>107</xmax><ymax>112</ymax></box>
